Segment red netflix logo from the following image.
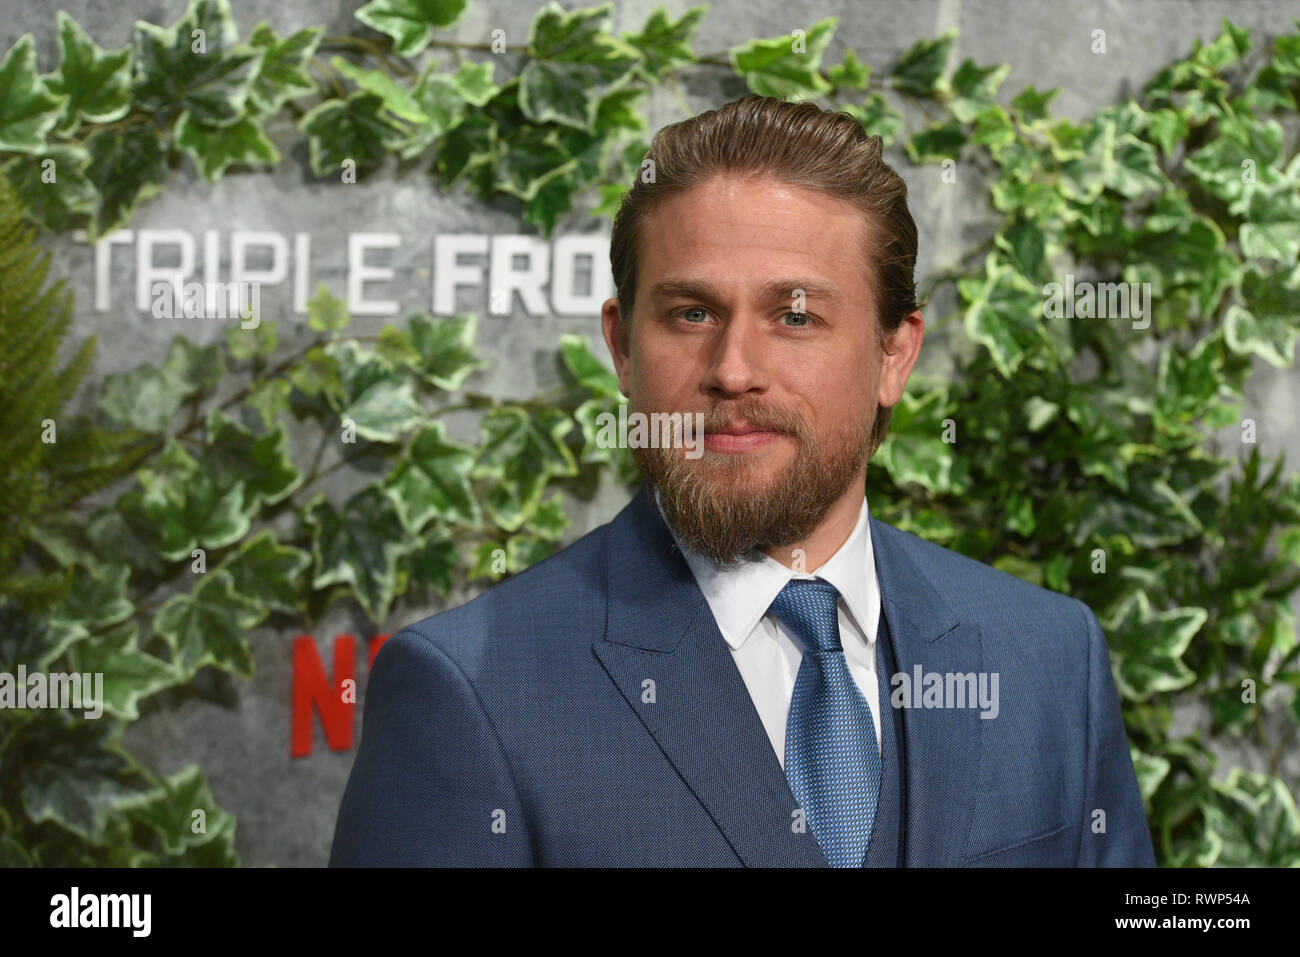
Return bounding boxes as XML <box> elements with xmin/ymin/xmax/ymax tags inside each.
<box><xmin>290</xmin><ymin>633</ymin><xmax>390</xmax><ymax>757</ymax></box>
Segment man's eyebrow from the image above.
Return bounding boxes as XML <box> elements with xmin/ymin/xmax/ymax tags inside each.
<box><xmin>647</xmin><ymin>277</ymin><xmax>847</xmax><ymax>305</ymax></box>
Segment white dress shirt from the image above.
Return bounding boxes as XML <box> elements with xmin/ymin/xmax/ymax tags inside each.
<box><xmin>653</xmin><ymin>487</ymin><xmax>882</xmax><ymax>768</ymax></box>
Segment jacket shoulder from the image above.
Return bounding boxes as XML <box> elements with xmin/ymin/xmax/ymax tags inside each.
<box><xmin>396</xmin><ymin>515</ymin><xmax>611</xmax><ymax>664</ymax></box>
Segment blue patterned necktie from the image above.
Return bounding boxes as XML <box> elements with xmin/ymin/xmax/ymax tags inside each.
<box><xmin>769</xmin><ymin>577</ymin><xmax>882</xmax><ymax>867</ymax></box>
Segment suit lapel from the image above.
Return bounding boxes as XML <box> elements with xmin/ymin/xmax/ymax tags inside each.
<box><xmin>592</xmin><ymin>483</ymin><xmax>826</xmax><ymax>867</ymax></box>
<box><xmin>869</xmin><ymin>514</ymin><xmax>983</xmax><ymax>866</ymax></box>
<box><xmin>592</xmin><ymin>482</ymin><xmax>983</xmax><ymax>867</ymax></box>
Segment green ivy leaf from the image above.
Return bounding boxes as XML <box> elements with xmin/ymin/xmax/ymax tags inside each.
<box><xmin>842</xmin><ymin>93</ymin><xmax>903</xmax><ymax>146</ymax></box>
<box><xmin>949</xmin><ymin>58</ymin><xmax>1009</xmax><ymax>122</ymax></box>
<box><xmin>960</xmin><ymin>259</ymin><xmax>1047</xmax><ymax>378</ymax></box>
<box><xmin>1203</xmin><ymin>769</ymin><xmax>1300</xmax><ymax>867</ymax></box>
<box><xmin>304</xmin><ymin>486</ymin><xmax>412</xmax><ymax>622</ymax></box>
<box><xmin>905</xmin><ymin>118</ymin><xmax>966</xmax><ymax>164</ymax></box>
<box><xmin>390</xmin><ymin>313</ymin><xmax>484</xmax><ymax>388</ymax></box>
<box><xmin>331</xmin><ymin>56</ymin><xmax>425</xmax><ymax>122</ymax></box>
<box><xmin>473</xmin><ymin>406</ymin><xmax>578</xmax><ymax>531</ymax></box>
<box><xmin>1061</xmin><ymin>121</ymin><xmax>1165</xmax><ymax>202</ymax></box>
<box><xmin>506</xmin><ymin>533</ymin><xmax>556</xmax><ymax>572</ymax></box>
<box><xmin>86</xmin><ymin>496</ymin><xmax>166</xmax><ymax>577</ymax></box>
<box><xmin>872</xmin><ymin>384</ymin><xmax>966</xmax><ymax>495</ymax></box>
<box><xmin>53</xmin><ymin>564</ymin><xmax>132</xmax><ymax>629</ymax></box>
<box><xmin>0</xmin><ymin>601</ymin><xmax>88</xmax><ymax>672</ymax></box>
<box><xmin>400</xmin><ymin>529</ymin><xmax>458</xmax><ymax>596</ymax></box>
<box><xmin>1</xmin><ymin>146</ymin><xmax>98</xmax><ymax>231</ymax></box>
<box><xmin>828</xmin><ymin>48</ymin><xmax>871</xmax><ymax>90</ymax></box>
<box><xmin>520</xmin><ymin>2</ymin><xmax>641</xmax><ymax>129</ymax></box>
<box><xmin>67</xmin><ymin>622</ymin><xmax>178</xmax><ymax>721</ymax></box>
<box><xmin>213</xmin><ymin>531</ymin><xmax>311</xmax><ymax>615</ymax></box>
<box><xmin>202</xmin><ymin>409</ymin><xmax>302</xmax><ymax>509</ymax></box>
<box><xmin>0</xmin><ymin>34</ymin><xmax>64</xmax><ymax>152</ymax></box>
<box><xmin>299</xmin><ymin>92</ymin><xmax>407</xmax><ymax>176</ymax></box>
<box><xmin>1223</xmin><ymin>265</ymin><xmax>1300</xmax><ymax>368</ymax></box>
<box><xmin>246</xmin><ymin>22</ymin><xmax>321</xmax><ymax>113</ymax></box>
<box><xmin>288</xmin><ymin>346</ymin><xmax>345</xmax><ymax>401</ymax></box>
<box><xmin>1107</xmin><ymin>590</ymin><xmax>1205</xmax><ymax>699</ymax></box>
<box><xmin>890</xmin><ymin>28</ymin><xmax>956</xmax><ymax>96</ymax></box>
<box><xmin>354</xmin><ymin>0</ymin><xmax>469</xmax><ymax>58</ymax></box>
<box><xmin>434</xmin><ymin>109</ymin><xmax>496</xmax><ymax>185</ymax></box>
<box><xmin>728</xmin><ymin>17</ymin><xmax>837</xmax><ymax>100</ymax></box>
<box><xmin>226</xmin><ymin>318</ymin><xmax>277</xmax><ymax>359</ymax></box>
<box><xmin>21</xmin><ymin>714</ymin><xmax>156</xmax><ymax>845</ymax></box>
<box><xmin>174</xmin><ymin>111</ymin><xmax>279</xmax><ymax>183</ymax></box>
<box><xmin>1009</xmin><ymin>84</ymin><xmax>1058</xmax><ymax>125</ymax></box>
<box><xmin>246</xmin><ymin>377</ymin><xmax>291</xmax><ymax>428</ymax></box>
<box><xmin>100</xmin><ymin>336</ymin><xmax>222</xmax><ymax>432</ymax></box>
<box><xmin>131</xmin><ymin>0</ymin><xmax>264</xmax><ymax>126</ymax></box>
<box><xmin>559</xmin><ymin>332</ymin><xmax>621</xmax><ymax>397</ymax></box>
<box><xmin>41</xmin><ymin>12</ymin><xmax>131</xmax><ymax>134</ymax></box>
<box><xmin>83</xmin><ymin>125</ymin><xmax>167</xmax><ymax>239</ymax></box>
<box><xmin>325</xmin><ymin>339</ymin><xmax>425</xmax><ymax>443</ymax></box>
<box><xmin>496</xmin><ymin>125</ymin><xmax>580</xmax><ymax>202</ymax></box>
<box><xmin>152</xmin><ymin>570</ymin><xmax>264</xmax><ymax>679</ymax></box>
<box><xmin>136</xmin><ymin>441</ymin><xmax>251</xmax><ymax>561</ymax></box>
<box><xmin>1130</xmin><ymin>745</ymin><xmax>1171</xmax><ymax>802</ymax></box>
<box><xmin>526</xmin><ymin>493</ymin><xmax>571</xmax><ymax>540</ymax></box>
<box><xmin>622</xmin><ymin>5</ymin><xmax>706</xmax><ymax>81</ymax></box>
<box><xmin>385</xmin><ymin>422</ymin><xmax>479</xmax><ymax>532</ymax></box>
<box><xmin>573</xmin><ymin>396</ymin><xmax>639</xmax><ymax>484</ymax></box>
<box><xmin>1240</xmin><ymin>215</ymin><xmax>1300</xmax><ymax>264</ymax></box>
<box><xmin>306</xmin><ymin>282</ymin><xmax>350</xmax><ymax>332</ymax></box>
<box><xmin>128</xmin><ymin>765</ymin><xmax>237</xmax><ymax>859</ymax></box>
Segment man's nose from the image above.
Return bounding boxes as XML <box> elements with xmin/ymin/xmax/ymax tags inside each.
<box><xmin>703</xmin><ymin>315</ymin><xmax>771</xmax><ymax>396</ymax></box>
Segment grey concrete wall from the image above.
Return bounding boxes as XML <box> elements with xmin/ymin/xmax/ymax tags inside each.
<box><xmin>4</xmin><ymin>0</ymin><xmax>1298</xmax><ymax>866</ymax></box>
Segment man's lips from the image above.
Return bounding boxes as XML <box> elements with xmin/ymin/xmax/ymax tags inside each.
<box><xmin>703</xmin><ymin>421</ymin><xmax>783</xmax><ymax>452</ymax></box>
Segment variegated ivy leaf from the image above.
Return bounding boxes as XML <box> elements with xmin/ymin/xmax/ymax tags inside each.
<box><xmin>728</xmin><ymin>17</ymin><xmax>837</xmax><ymax>100</ymax></box>
<box><xmin>83</xmin><ymin>125</ymin><xmax>166</xmax><ymax>239</ymax></box>
<box><xmin>324</xmin><ymin>339</ymin><xmax>426</xmax><ymax>443</ymax></box>
<box><xmin>0</xmin><ymin>34</ymin><xmax>65</xmax><ymax>153</ymax></box>
<box><xmin>152</xmin><ymin>570</ymin><xmax>264</xmax><ymax>679</ymax></box>
<box><xmin>1</xmin><ymin>145</ymin><xmax>98</xmax><ymax>231</ymax></box>
<box><xmin>472</xmin><ymin>406</ymin><xmax>578</xmax><ymax>531</ymax></box>
<box><xmin>246</xmin><ymin>22</ymin><xmax>321</xmax><ymax>114</ymax></box>
<box><xmin>131</xmin><ymin>0</ymin><xmax>264</xmax><ymax>127</ymax></box>
<box><xmin>520</xmin><ymin>2</ymin><xmax>641</xmax><ymax>130</ymax></box>
<box><xmin>304</xmin><ymin>486</ymin><xmax>413</xmax><ymax>623</ymax></box>
<box><xmin>299</xmin><ymin>92</ymin><xmax>408</xmax><ymax>177</ymax></box>
<box><xmin>354</xmin><ymin>0</ymin><xmax>469</xmax><ymax>58</ymax></box>
<box><xmin>385</xmin><ymin>421</ymin><xmax>479</xmax><ymax>532</ymax></box>
<box><xmin>41</xmin><ymin>12</ymin><xmax>131</xmax><ymax>134</ymax></box>
<box><xmin>174</xmin><ymin>111</ymin><xmax>279</xmax><ymax>183</ymax></box>
<box><xmin>621</xmin><ymin>5</ymin><xmax>705</xmax><ymax>81</ymax></box>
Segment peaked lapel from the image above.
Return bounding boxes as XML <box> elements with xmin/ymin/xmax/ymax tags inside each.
<box><xmin>868</xmin><ymin>513</ymin><xmax>983</xmax><ymax>866</ymax></box>
<box><xmin>592</xmin><ymin>482</ymin><xmax>826</xmax><ymax>867</ymax></box>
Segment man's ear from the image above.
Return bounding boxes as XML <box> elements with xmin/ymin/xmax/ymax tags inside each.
<box><xmin>877</xmin><ymin>309</ymin><xmax>924</xmax><ymax>409</ymax></box>
<box><xmin>600</xmin><ymin>297</ymin><xmax>632</xmax><ymax>397</ymax></box>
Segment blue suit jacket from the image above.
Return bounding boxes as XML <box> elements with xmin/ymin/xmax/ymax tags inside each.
<box><xmin>330</xmin><ymin>482</ymin><xmax>1156</xmax><ymax>866</ymax></box>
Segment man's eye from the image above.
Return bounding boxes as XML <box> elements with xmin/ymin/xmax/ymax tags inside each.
<box><xmin>783</xmin><ymin>311</ymin><xmax>813</xmax><ymax>327</ymax></box>
<box><xmin>679</xmin><ymin>307</ymin><xmax>710</xmax><ymax>323</ymax></box>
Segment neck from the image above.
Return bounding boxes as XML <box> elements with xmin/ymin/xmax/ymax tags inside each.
<box><xmin>759</xmin><ymin>477</ymin><xmax>866</xmax><ymax>572</ymax></box>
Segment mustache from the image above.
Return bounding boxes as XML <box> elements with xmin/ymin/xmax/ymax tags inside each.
<box><xmin>700</xmin><ymin>401</ymin><xmax>807</xmax><ymax>436</ymax></box>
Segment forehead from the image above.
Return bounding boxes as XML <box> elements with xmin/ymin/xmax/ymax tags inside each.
<box><xmin>635</xmin><ymin>174</ymin><xmax>874</xmax><ymax>306</ymax></box>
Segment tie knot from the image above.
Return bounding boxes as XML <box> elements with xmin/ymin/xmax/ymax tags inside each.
<box><xmin>768</xmin><ymin>577</ymin><xmax>842</xmax><ymax>653</ymax></box>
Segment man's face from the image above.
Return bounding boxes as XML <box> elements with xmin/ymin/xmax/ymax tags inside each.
<box><xmin>601</xmin><ymin>173</ymin><xmax>917</xmax><ymax>565</ymax></box>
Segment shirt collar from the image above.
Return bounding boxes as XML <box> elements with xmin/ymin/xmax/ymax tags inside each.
<box><xmin>653</xmin><ymin>485</ymin><xmax>879</xmax><ymax>651</ymax></box>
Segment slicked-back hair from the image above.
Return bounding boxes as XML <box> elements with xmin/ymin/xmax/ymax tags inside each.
<box><xmin>609</xmin><ymin>93</ymin><xmax>919</xmax><ymax>454</ymax></box>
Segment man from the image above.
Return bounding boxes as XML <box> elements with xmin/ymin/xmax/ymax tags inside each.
<box><xmin>330</xmin><ymin>94</ymin><xmax>1156</xmax><ymax>867</ymax></box>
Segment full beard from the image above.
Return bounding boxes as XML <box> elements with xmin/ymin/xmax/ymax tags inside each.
<box><xmin>632</xmin><ymin>397</ymin><xmax>876</xmax><ymax>566</ymax></box>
